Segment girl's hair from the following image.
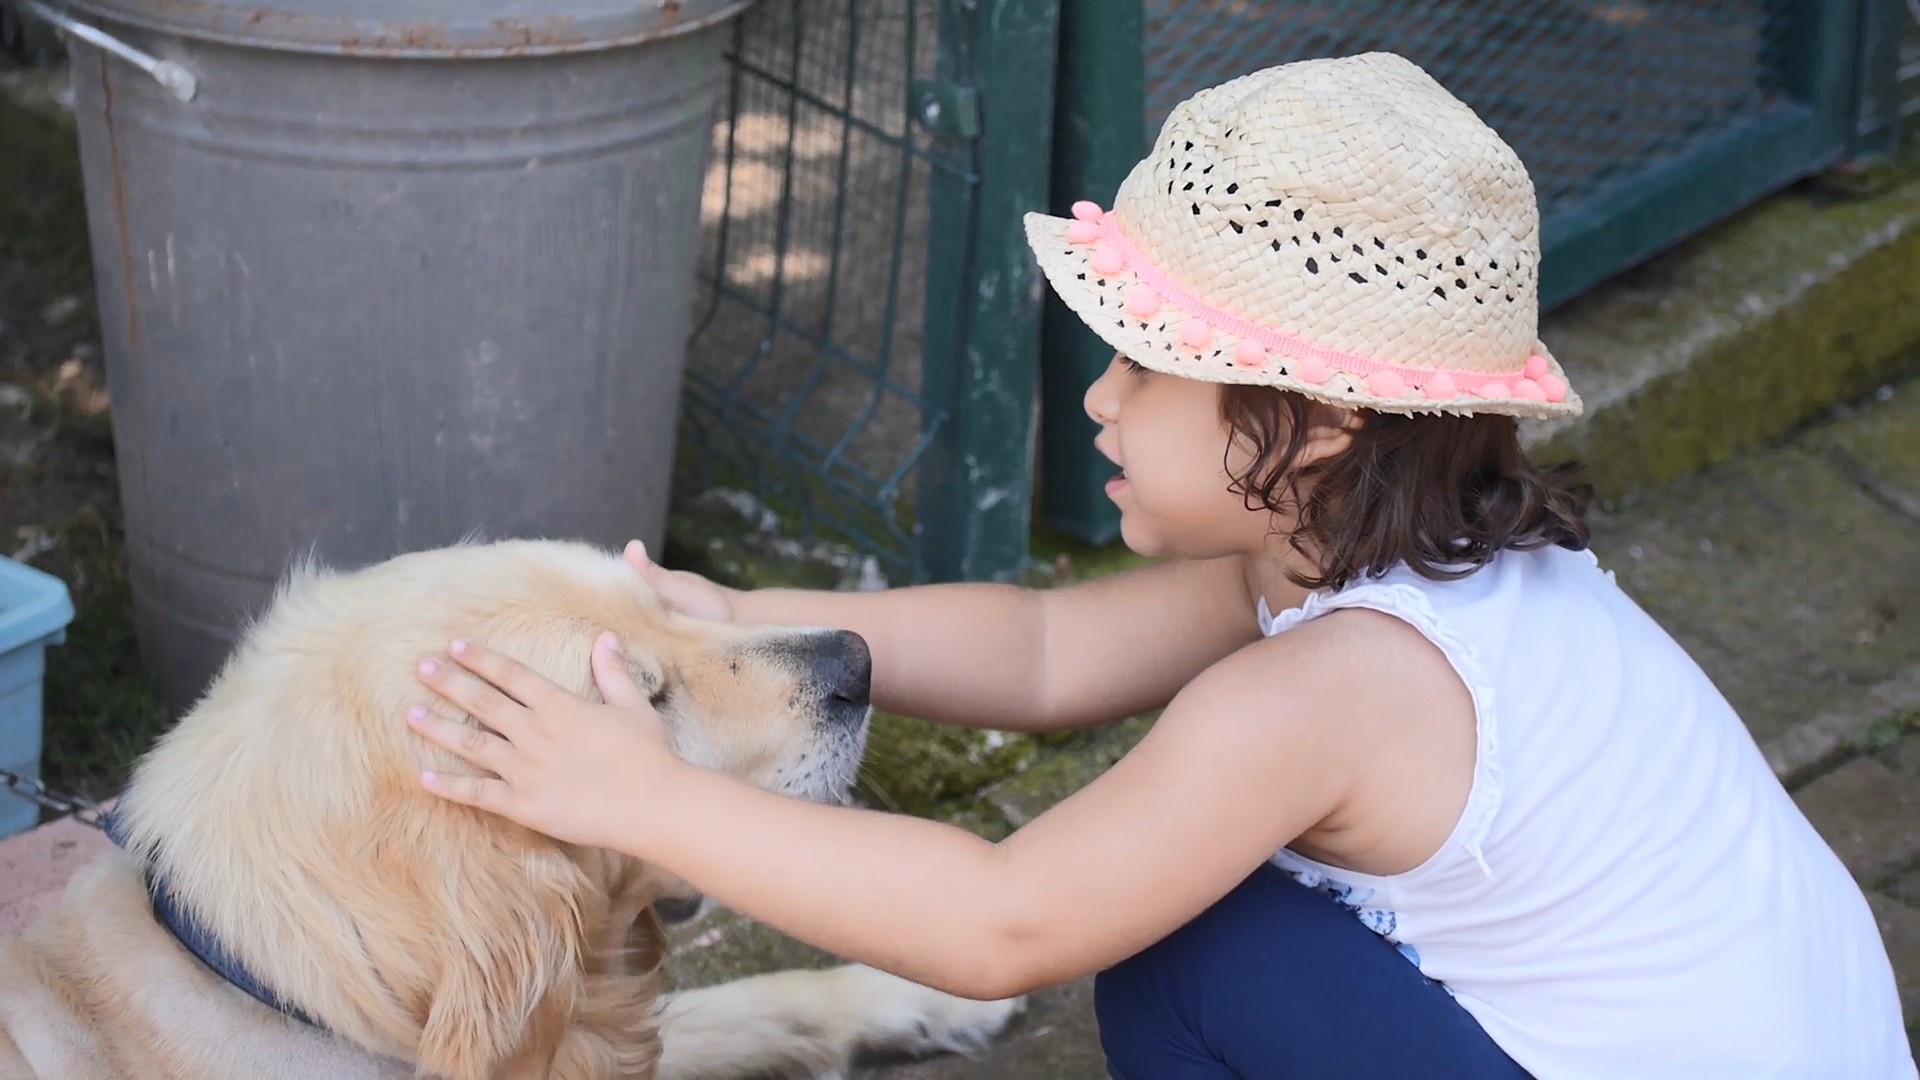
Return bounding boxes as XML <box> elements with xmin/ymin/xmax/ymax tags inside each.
<box><xmin>1219</xmin><ymin>386</ymin><xmax>1593</xmax><ymax>591</ymax></box>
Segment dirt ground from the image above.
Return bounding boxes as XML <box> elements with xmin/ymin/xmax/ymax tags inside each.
<box><xmin>0</xmin><ymin>66</ymin><xmax>166</xmax><ymax>798</ymax></box>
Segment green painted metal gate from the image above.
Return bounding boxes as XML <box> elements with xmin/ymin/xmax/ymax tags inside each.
<box><xmin>676</xmin><ymin>0</ymin><xmax>1056</xmax><ymax>585</ymax></box>
<box><xmin>1038</xmin><ymin>0</ymin><xmax>1900</xmax><ymax>546</ymax></box>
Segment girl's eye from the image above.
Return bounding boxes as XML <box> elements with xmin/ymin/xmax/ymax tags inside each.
<box><xmin>1120</xmin><ymin>356</ymin><xmax>1147</xmax><ymax>375</ymax></box>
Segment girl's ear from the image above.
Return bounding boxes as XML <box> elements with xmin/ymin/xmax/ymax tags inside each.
<box><xmin>1295</xmin><ymin>404</ymin><xmax>1363</xmax><ymax>469</ymax></box>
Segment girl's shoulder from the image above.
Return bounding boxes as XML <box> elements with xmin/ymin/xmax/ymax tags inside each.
<box><xmin>1253</xmin><ymin>599</ymin><xmax>1464</xmax><ymax>688</ymax></box>
<box><xmin>1194</xmin><ymin>598</ymin><xmax>1470</xmax><ymax>747</ymax></box>
<box><xmin>1151</xmin><ymin>601</ymin><xmax>1476</xmax><ymax>867</ymax></box>
<box><xmin>1194</xmin><ymin>603</ymin><xmax>1480</xmax><ymax>874</ymax></box>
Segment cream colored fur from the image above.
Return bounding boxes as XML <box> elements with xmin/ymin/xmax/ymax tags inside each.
<box><xmin>0</xmin><ymin>539</ymin><xmax>1020</xmax><ymax>1079</ymax></box>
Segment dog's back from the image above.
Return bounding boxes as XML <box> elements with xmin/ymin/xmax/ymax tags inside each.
<box><xmin>0</xmin><ymin>850</ymin><xmax>415</xmax><ymax>1080</ymax></box>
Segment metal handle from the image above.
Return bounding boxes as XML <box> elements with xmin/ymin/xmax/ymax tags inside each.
<box><xmin>22</xmin><ymin>0</ymin><xmax>198</xmax><ymax>102</ymax></box>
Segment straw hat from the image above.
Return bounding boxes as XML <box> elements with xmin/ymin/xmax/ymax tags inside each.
<box><xmin>1024</xmin><ymin>52</ymin><xmax>1581</xmax><ymax>419</ymax></box>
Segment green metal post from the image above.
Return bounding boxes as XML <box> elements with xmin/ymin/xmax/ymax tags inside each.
<box><xmin>1786</xmin><ymin>0</ymin><xmax>1869</xmax><ymax>153</ymax></box>
<box><xmin>1036</xmin><ymin>0</ymin><xmax>1143</xmax><ymax>546</ymax></box>
<box><xmin>1847</xmin><ymin>0</ymin><xmax>1905</xmax><ymax>158</ymax></box>
<box><xmin>916</xmin><ymin>0</ymin><xmax>1062</xmax><ymax>582</ymax></box>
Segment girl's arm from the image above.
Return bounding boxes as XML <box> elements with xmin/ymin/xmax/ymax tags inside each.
<box><xmin>709</xmin><ymin>553</ymin><xmax>1274</xmax><ymax>733</ymax></box>
<box><xmin>413</xmin><ymin>609</ymin><xmax>1395</xmax><ymax>1001</ymax></box>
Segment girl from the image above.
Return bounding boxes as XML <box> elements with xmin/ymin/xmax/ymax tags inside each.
<box><xmin>405</xmin><ymin>54</ymin><xmax>1913</xmax><ymax>1077</ymax></box>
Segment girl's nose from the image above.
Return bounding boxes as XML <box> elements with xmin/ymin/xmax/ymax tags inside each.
<box><xmin>1084</xmin><ymin>355</ymin><xmax>1124</xmax><ymax>426</ymax></box>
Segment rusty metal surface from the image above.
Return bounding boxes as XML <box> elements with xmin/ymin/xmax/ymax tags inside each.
<box><xmin>49</xmin><ymin>0</ymin><xmax>751</xmax><ymax>57</ymax></box>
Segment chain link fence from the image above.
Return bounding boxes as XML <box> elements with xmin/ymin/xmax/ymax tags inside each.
<box><xmin>1144</xmin><ymin>1</ymin><xmax>1789</xmax><ymax>232</ymax></box>
<box><xmin>677</xmin><ymin>0</ymin><xmax>950</xmax><ymax>584</ymax></box>
<box><xmin>675</xmin><ymin>0</ymin><xmax>1052</xmax><ymax>586</ymax></box>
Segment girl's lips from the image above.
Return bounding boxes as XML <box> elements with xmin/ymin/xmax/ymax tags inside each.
<box><xmin>1105</xmin><ymin>471</ymin><xmax>1128</xmax><ymax>497</ymax></box>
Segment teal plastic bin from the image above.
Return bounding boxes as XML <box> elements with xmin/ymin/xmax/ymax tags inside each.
<box><xmin>0</xmin><ymin>557</ymin><xmax>75</xmax><ymax>839</ymax></box>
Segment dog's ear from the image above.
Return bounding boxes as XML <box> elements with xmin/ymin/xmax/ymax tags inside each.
<box><xmin>412</xmin><ymin>823</ymin><xmax>593</xmax><ymax>1080</ymax></box>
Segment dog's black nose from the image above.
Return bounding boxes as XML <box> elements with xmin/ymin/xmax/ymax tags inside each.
<box><xmin>804</xmin><ymin>629</ymin><xmax>872</xmax><ymax>712</ymax></box>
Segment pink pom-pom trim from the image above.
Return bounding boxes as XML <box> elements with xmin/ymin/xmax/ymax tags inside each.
<box><xmin>1367</xmin><ymin>371</ymin><xmax>1407</xmax><ymax>398</ymax></box>
<box><xmin>1058</xmin><ymin>201</ymin><xmax>1575</xmax><ymax>408</ymax></box>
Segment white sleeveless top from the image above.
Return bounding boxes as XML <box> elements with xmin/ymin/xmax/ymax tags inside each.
<box><xmin>1259</xmin><ymin>544</ymin><xmax>1914</xmax><ymax>1079</ymax></box>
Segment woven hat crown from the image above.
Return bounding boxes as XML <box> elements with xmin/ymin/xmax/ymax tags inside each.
<box><xmin>1119</xmin><ymin>52</ymin><xmax>1538</xmax><ymax>374</ymax></box>
<box><xmin>1025</xmin><ymin>51</ymin><xmax>1580</xmax><ymax>417</ymax></box>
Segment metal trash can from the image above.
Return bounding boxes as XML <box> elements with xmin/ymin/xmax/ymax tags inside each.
<box><xmin>40</xmin><ymin>0</ymin><xmax>748</xmax><ymax>714</ymax></box>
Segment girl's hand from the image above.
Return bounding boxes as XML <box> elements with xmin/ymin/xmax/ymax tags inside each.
<box><xmin>624</xmin><ymin>540</ymin><xmax>734</xmax><ymax>623</ymax></box>
<box><xmin>406</xmin><ymin>633</ymin><xmax>681</xmax><ymax>853</ymax></box>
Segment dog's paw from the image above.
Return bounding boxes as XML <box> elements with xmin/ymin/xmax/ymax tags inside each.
<box><xmin>653</xmin><ymin>963</ymin><xmax>1023</xmax><ymax>1079</ymax></box>
<box><xmin>822</xmin><ymin>964</ymin><xmax>1025</xmax><ymax>1059</ymax></box>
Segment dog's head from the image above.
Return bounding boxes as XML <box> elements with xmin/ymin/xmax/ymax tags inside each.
<box><xmin>112</xmin><ymin>539</ymin><xmax>872</xmax><ymax>1078</ymax></box>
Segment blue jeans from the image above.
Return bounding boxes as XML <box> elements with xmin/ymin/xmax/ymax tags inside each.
<box><xmin>1095</xmin><ymin>863</ymin><xmax>1533</xmax><ymax>1079</ymax></box>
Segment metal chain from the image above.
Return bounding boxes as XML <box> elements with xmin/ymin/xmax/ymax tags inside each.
<box><xmin>0</xmin><ymin>766</ymin><xmax>108</xmax><ymax>830</ymax></box>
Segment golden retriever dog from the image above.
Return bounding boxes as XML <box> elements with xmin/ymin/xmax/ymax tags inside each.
<box><xmin>0</xmin><ymin>539</ymin><xmax>1021</xmax><ymax>1078</ymax></box>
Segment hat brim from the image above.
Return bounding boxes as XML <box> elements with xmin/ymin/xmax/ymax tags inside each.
<box><xmin>1023</xmin><ymin>211</ymin><xmax>1582</xmax><ymax>420</ymax></box>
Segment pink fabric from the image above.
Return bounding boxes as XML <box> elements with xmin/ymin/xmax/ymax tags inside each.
<box><xmin>0</xmin><ymin>805</ymin><xmax>117</xmax><ymax>935</ymax></box>
<box><xmin>1066</xmin><ymin>201</ymin><xmax>1567</xmax><ymax>403</ymax></box>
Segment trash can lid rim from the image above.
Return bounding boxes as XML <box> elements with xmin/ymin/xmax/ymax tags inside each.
<box><xmin>54</xmin><ymin>0</ymin><xmax>754</xmax><ymax>57</ymax></box>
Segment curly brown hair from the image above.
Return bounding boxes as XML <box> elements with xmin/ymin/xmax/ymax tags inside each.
<box><xmin>1219</xmin><ymin>385</ymin><xmax>1593</xmax><ymax>592</ymax></box>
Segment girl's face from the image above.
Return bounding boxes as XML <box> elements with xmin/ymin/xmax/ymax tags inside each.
<box><xmin>1082</xmin><ymin>354</ymin><xmax>1277</xmax><ymax>560</ymax></box>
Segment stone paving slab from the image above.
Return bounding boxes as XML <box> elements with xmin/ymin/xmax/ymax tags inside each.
<box><xmin>1792</xmin><ymin>735</ymin><xmax>1920</xmax><ymax>884</ymax></box>
<box><xmin>1891</xmin><ymin>866</ymin><xmax>1920</xmax><ymax>909</ymax></box>
<box><xmin>1582</xmin><ymin>385</ymin><xmax>1920</xmax><ymax>749</ymax></box>
<box><xmin>1867</xmin><ymin>894</ymin><xmax>1920</xmax><ymax>1033</ymax></box>
<box><xmin>0</xmin><ymin>805</ymin><xmax>113</xmax><ymax>936</ymax></box>
<box><xmin>1806</xmin><ymin>379</ymin><xmax>1920</xmax><ymax>520</ymax></box>
<box><xmin>1761</xmin><ymin>665</ymin><xmax>1920</xmax><ymax>787</ymax></box>
<box><xmin>1791</xmin><ymin>726</ymin><xmax>1920</xmax><ymax>1057</ymax></box>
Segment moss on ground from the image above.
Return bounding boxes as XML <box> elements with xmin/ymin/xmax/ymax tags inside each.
<box><xmin>854</xmin><ymin>712</ymin><xmax>1050</xmax><ymax>819</ymax></box>
<box><xmin>1860</xmin><ymin>709</ymin><xmax>1920</xmax><ymax>756</ymax></box>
